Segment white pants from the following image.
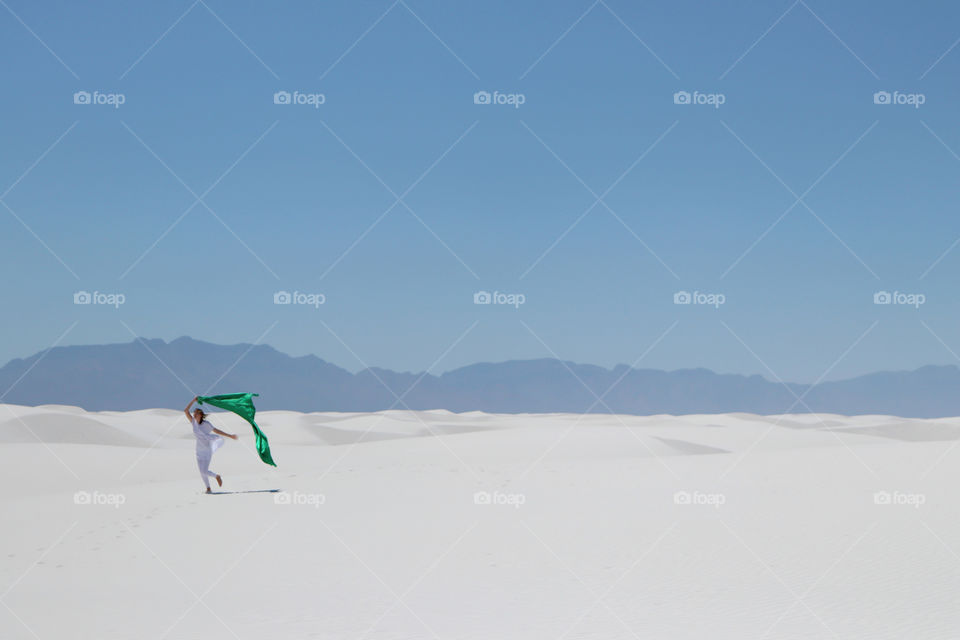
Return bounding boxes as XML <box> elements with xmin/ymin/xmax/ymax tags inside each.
<box><xmin>196</xmin><ymin>441</ymin><xmax>222</xmax><ymax>488</ymax></box>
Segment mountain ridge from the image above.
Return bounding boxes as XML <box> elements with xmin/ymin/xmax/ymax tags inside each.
<box><xmin>1</xmin><ymin>337</ymin><xmax>958</xmax><ymax>417</ymax></box>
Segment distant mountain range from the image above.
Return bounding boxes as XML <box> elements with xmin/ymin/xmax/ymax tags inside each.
<box><xmin>1</xmin><ymin>337</ymin><xmax>959</xmax><ymax>417</ymax></box>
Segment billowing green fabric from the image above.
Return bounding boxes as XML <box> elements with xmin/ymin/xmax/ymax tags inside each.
<box><xmin>197</xmin><ymin>393</ymin><xmax>276</xmax><ymax>467</ymax></box>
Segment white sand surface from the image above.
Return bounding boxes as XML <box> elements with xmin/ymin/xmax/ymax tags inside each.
<box><xmin>2</xmin><ymin>404</ymin><xmax>959</xmax><ymax>639</ymax></box>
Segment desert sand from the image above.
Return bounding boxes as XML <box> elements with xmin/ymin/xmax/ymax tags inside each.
<box><xmin>2</xmin><ymin>404</ymin><xmax>959</xmax><ymax>638</ymax></box>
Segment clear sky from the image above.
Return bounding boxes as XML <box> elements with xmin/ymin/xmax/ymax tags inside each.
<box><xmin>2</xmin><ymin>0</ymin><xmax>959</xmax><ymax>382</ymax></box>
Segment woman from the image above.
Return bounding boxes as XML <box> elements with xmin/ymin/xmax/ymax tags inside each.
<box><xmin>185</xmin><ymin>396</ymin><xmax>238</xmax><ymax>493</ymax></box>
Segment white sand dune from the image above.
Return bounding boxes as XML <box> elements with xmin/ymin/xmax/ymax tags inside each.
<box><xmin>1</xmin><ymin>404</ymin><xmax>959</xmax><ymax>639</ymax></box>
<box><xmin>0</xmin><ymin>413</ymin><xmax>149</xmax><ymax>447</ymax></box>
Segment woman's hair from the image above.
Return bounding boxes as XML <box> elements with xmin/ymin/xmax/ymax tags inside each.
<box><xmin>194</xmin><ymin>408</ymin><xmax>206</xmax><ymax>422</ymax></box>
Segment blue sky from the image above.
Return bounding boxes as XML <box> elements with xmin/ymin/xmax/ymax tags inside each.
<box><xmin>2</xmin><ymin>0</ymin><xmax>960</xmax><ymax>382</ymax></box>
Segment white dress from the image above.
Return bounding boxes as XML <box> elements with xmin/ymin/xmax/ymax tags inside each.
<box><xmin>192</xmin><ymin>418</ymin><xmax>223</xmax><ymax>487</ymax></box>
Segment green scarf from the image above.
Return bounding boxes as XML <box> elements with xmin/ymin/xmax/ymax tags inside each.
<box><xmin>197</xmin><ymin>393</ymin><xmax>276</xmax><ymax>467</ymax></box>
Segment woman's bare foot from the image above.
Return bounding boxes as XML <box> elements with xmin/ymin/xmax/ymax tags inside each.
<box><xmin>216</xmin><ymin>475</ymin><xmax>223</xmax><ymax>487</ymax></box>
<box><xmin>205</xmin><ymin>487</ymin><xmax>212</xmax><ymax>494</ymax></box>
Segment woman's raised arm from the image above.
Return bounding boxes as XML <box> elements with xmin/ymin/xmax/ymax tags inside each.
<box><xmin>184</xmin><ymin>396</ymin><xmax>197</xmax><ymax>421</ymax></box>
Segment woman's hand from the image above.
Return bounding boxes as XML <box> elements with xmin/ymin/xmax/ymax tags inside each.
<box><xmin>230</xmin><ymin>434</ymin><xmax>239</xmax><ymax>441</ymax></box>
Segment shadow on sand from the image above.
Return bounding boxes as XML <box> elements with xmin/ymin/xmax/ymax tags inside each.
<box><xmin>206</xmin><ymin>489</ymin><xmax>281</xmax><ymax>495</ymax></box>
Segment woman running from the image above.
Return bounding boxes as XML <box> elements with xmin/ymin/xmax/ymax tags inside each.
<box><xmin>184</xmin><ymin>396</ymin><xmax>238</xmax><ymax>493</ymax></box>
